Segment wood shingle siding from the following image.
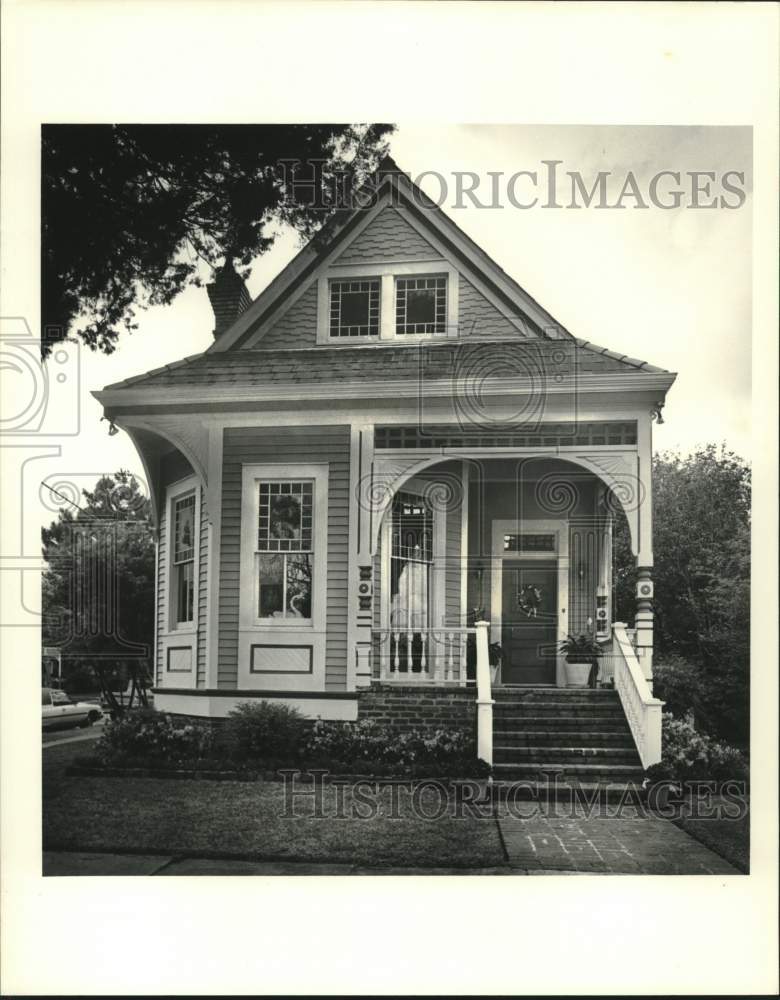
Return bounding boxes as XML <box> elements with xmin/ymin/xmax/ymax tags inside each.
<box><xmin>459</xmin><ymin>274</ymin><xmax>534</xmax><ymax>339</ymax></box>
<box><xmin>259</xmin><ymin>283</ymin><xmax>318</xmax><ymax>350</ymax></box>
<box><xmin>218</xmin><ymin>425</ymin><xmax>351</xmax><ymax>691</ymax></box>
<box><xmin>334</xmin><ymin>206</ymin><xmax>441</xmax><ymax>263</ymax></box>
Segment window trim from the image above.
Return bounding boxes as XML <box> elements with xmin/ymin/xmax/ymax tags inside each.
<box><xmin>328</xmin><ymin>277</ymin><xmax>381</xmax><ymax>339</ymax></box>
<box><xmin>164</xmin><ymin>476</ymin><xmax>201</xmax><ymax>635</ymax></box>
<box><xmin>317</xmin><ymin>261</ymin><xmax>459</xmax><ymax>344</ymax></box>
<box><xmin>239</xmin><ymin>463</ymin><xmax>329</xmax><ymax>633</ymax></box>
<box><xmin>395</xmin><ymin>274</ymin><xmax>448</xmax><ymax>337</ymax></box>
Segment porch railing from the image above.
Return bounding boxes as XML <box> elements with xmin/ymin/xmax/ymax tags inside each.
<box><xmin>370</xmin><ymin>622</ymin><xmax>494</xmax><ymax>767</ymax></box>
<box><xmin>612</xmin><ymin>622</ymin><xmax>664</xmax><ymax>769</ymax></box>
<box><xmin>373</xmin><ymin>627</ymin><xmax>474</xmax><ymax>684</ymax></box>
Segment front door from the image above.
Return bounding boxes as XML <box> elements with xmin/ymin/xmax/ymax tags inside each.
<box><xmin>500</xmin><ymin>562</ymin><xmax>558</xmax><ymax>685</ymax></box>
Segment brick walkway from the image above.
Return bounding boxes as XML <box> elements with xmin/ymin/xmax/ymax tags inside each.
<box><xmin>497</xmin><ymin>804</ymin><xmax>740</xmax><ymax>874</ymax></box>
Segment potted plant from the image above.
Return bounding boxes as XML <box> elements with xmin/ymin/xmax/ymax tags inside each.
<box><xmin>559</xmin><ymin>633</ymin><xmax>602</xmax><ymax>688</ymax></box>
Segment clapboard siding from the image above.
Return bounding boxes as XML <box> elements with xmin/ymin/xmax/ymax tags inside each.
<box><xmin>196</xmin><ymin>487</ymin><xmax>209</xmax><ymax>687</ymax></box>
<box><xmin>156</xmin><ymin>450</ymin><xmax>195</xmax><ymax>684</ymax></box>
<box><xmin>444</xmin><ymin>487</ymin><xmax>463</xmax><ymax>626</ymax></box>
<box><xmin>155</xmin><ymin>513</ymin><xmax>166</xmax><ymax>686</ymax></box>
<box><xmin>218</xmin><ymin>425</ymin><xmax>351</xmax><ymax>690</ymax></box>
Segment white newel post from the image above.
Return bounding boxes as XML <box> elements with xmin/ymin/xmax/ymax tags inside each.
<box><xmin>475</xmin><ymin>620</ymin><xmax>494</xmax><ymax>767</ymax></box>
<box><xmin>644</xmin><ymin>698</ymin><xmax>663</xmax><ymax>767</ymax></box>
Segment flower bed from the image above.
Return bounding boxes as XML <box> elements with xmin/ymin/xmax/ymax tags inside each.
<box><xmin>76</xmin><ymin>704</ymin><xmax>490</xmax><ymax>781</ymax></box>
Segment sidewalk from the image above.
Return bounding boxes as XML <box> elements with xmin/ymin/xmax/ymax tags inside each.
<box><xmin>497</xmin><ymin>804</ymin><xmax>740</xmax><ymax>875</ymax></box>
<box><xmin>43</xmin><ymin>851</ymin><xmax>515</xmax><ymax>876</ymax></box>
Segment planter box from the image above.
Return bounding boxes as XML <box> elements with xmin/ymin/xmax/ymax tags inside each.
<box><xmin>564</xmin><ymin>660</ymin><xmax>592</xmax><ymax>688</ymax></box>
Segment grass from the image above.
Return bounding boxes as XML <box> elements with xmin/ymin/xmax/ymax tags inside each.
<box><xmin>43</xmin><ymin>742</ymin><xmax>505</xmax><ymax>868</ymax></box>
<box><xmin>673</xmin><ymin>795</ymin><xmax>750</xmax><ymax>873</ymax></box>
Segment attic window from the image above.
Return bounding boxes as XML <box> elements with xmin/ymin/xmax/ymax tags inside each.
<box><xmin>396</xmin><ymin>275</ymin><xmax>447</xmax><ymax>335</ymax></box>
<box><xmin>329</xmin><ymin>278</ymin><xmax>380</xmax><ymax>337</ymax></box>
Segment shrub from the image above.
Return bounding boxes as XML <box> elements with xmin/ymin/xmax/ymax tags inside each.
<box><xmin>221</xmin><ymin>701</ymin><xmax>309</xmax><ymax>763</ymax></box>
<box><xmin>305</xmin><ymin>719</ymin><xmax>490</xmax><ymax>777</ymax></box>
<box><xmin>652</xmin><ymin>655</ymin><xmax>703</xmax><ymax>721</ymax></box>
<box><xmin>94</xmin><ymin>708</ymin><xmax>215</xmax><ymax>766</ymax></box>
<box><xmin>645</xmin><ymin>712</ymin><xmax>749</xmax><ymax>786</ymax></box>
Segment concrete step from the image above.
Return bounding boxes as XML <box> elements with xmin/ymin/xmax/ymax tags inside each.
<box><xmin>494</xmin><ymin>746</ymin><xmax>641</xmax><ymax>766</ymax></box>
<box><xmin>492</xmin><ymin>762</ymin><xmax>646</xmax><ymax>782</ymax></box>
<box><xmin>493</xmin><ymin>730</ymin><xmax>636</xmax><ymax>748</ymax></box>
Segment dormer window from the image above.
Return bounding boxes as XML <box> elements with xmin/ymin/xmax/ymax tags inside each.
<box><xmin>395</xmin><ymin>275</ymin><xmax>447</xmax><ymax>336</ymax></box>
<box><xmin>317</xmin><ymin>264</ymin><xmax>457</xmax><ymax>345</ymax></box>
<box><xmin>329</xmin><ymin>278</ymin><xmax>380</xmax><ymax>337</ymax></box>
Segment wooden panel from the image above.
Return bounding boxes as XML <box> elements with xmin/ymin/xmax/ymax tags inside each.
<box><xmin>251</xmin><ymin>644</ymin><xmax>313</xmax><ymax>674</ymax></box>
<box><xmin>167</xmin><ymin>645</ymin><xmax>193</xmax><ymax>673</ymax></box>
<box><xmin>219</xmin><ymin>425</ymin><xmax>351</xmax><ymax>691</ymax></box>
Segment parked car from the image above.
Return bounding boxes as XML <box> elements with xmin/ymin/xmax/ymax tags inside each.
<box><xmin>42</xmin><ymin>687</ymin><xmax>103</xmax><ymax>730</ymax></box>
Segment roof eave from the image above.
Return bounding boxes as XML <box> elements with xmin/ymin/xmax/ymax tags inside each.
<box><xmin>93</xmin><ymin>370</ymin><xmax>677</xmax><ymax>411</ymax></box>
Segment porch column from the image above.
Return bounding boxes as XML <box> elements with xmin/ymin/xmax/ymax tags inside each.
<box><xmin>634</xmin><ymin>410</ymin><xmax>655</xmax><ymax>684</ymax></box>
<box><xmin>635</xmin><ymin>568</ymin><xmax>654</xmax><ymax>684</ymax></box>
<box><xmin>349</xmin><ymin>423</ymin><xmax>375</xmax><ymax>688</ymax></box>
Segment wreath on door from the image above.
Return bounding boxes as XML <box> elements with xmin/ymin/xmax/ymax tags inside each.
<box><xmin>518</xmin><ymin>584</ymin><xmax>543</xmax><ymax>618</ymax></box>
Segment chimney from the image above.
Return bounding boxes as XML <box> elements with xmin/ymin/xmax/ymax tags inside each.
<box><xmin>206</xmin><ymin>259</ymin><xmax>252</xmax><ymax>338</ymax></box>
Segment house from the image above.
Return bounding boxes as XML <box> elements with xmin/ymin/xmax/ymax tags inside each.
<box><xmin>95</xmin><ymin>158</ymin><xmax>675</xmax><ymax>777</ymax></box>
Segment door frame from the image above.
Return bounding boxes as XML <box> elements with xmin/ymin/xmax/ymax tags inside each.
<box><xmin>490</xmin><ymin>519</ymin><xmax>569</xmax><ymax>687</ymax></box>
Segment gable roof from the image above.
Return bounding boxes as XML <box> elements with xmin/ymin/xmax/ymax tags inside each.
<box><xmin>209</xmin><ymin>157</ymin><xmax>576</xmax><ymax>352</ymax></box>
<box><xmin>98</xmin><ymin>338</ymin><xmax>671</xmax><ymax>402</ymax></box>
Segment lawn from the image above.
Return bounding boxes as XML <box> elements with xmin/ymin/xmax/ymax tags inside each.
<box><xmin>43</xmin><ymin>742</ymin><xmax>505</xmax><ymax>868</ymax></box>
<box><xmin>673</xmin><ymin>795</ymin><xmax>750</xmax><ymax>874</ymax></box>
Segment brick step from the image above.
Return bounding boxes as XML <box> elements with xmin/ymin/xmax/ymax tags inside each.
<box><xmin>492</xmin><ymin>762</ymin><xmax>646</xmax><ymax>782</ymax></box>
<box><xmin>493</xmin><ymin>730</ymin><xmax>635</xmax><ymax>748</ymax></box>
<box><xmin>493</xmin><ymin>689</ymin><xmax>619</xmax><ymax>702</ymax></box>
<box><xmin>493</xmin><ymin>698</ymin><xmax>623</xmax><ymax>711</ymax></box>
<box><xmin>487</xmin><ymin>780</ymin><xmax>646</xmax><ymax>803</ymax></box>
<box><xmin>492</xmin><ymin>713</ymin><xmax>629</xmax><ymax>728</ymax></box>
<box><xmin>494</xmin><ymin>746</ymin><xmax>641</xmax><ymax>766</ymax></box>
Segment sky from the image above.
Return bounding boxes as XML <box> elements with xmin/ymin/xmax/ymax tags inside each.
<box><xmin>32</xmin><ymin>124</ymin><xmax>753</xmax><ymax>524</ymax></box>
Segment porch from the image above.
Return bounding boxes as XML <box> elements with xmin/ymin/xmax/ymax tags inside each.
<box><xmin>355</xmin><ymin>454</ymin><xmax>663</xmax><ymax>768</ymax></box>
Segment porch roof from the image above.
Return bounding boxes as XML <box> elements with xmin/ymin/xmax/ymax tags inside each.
<box><xmin>100</xmin><ymin>338</ymin><xmax>671</xmax><ymax>394</ymax></box>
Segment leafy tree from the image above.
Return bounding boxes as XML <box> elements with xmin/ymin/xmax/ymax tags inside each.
<box><xmin>42</xmin><ymin>123</ymin><xmax>394</xmax><ymax>355</ymax></box>
<box><xmin>42</xmin><ymin>471</ymin><xmax>155</xmax><ymax>694</ymax></box>
<box><xmin>613</xmin><ymin>445</ymin><xmax>750</xmax><ymax>745</ymax></box>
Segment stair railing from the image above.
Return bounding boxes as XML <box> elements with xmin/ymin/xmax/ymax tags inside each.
<box><xmin>474</xmin><ymin>620</ymin><xmax>494</xmax><ymax>767</ymax></box>
<box><xmin>612</xmin><ymin>622</ymin><xmax>664</xmax><ymax>769</ymax></box>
